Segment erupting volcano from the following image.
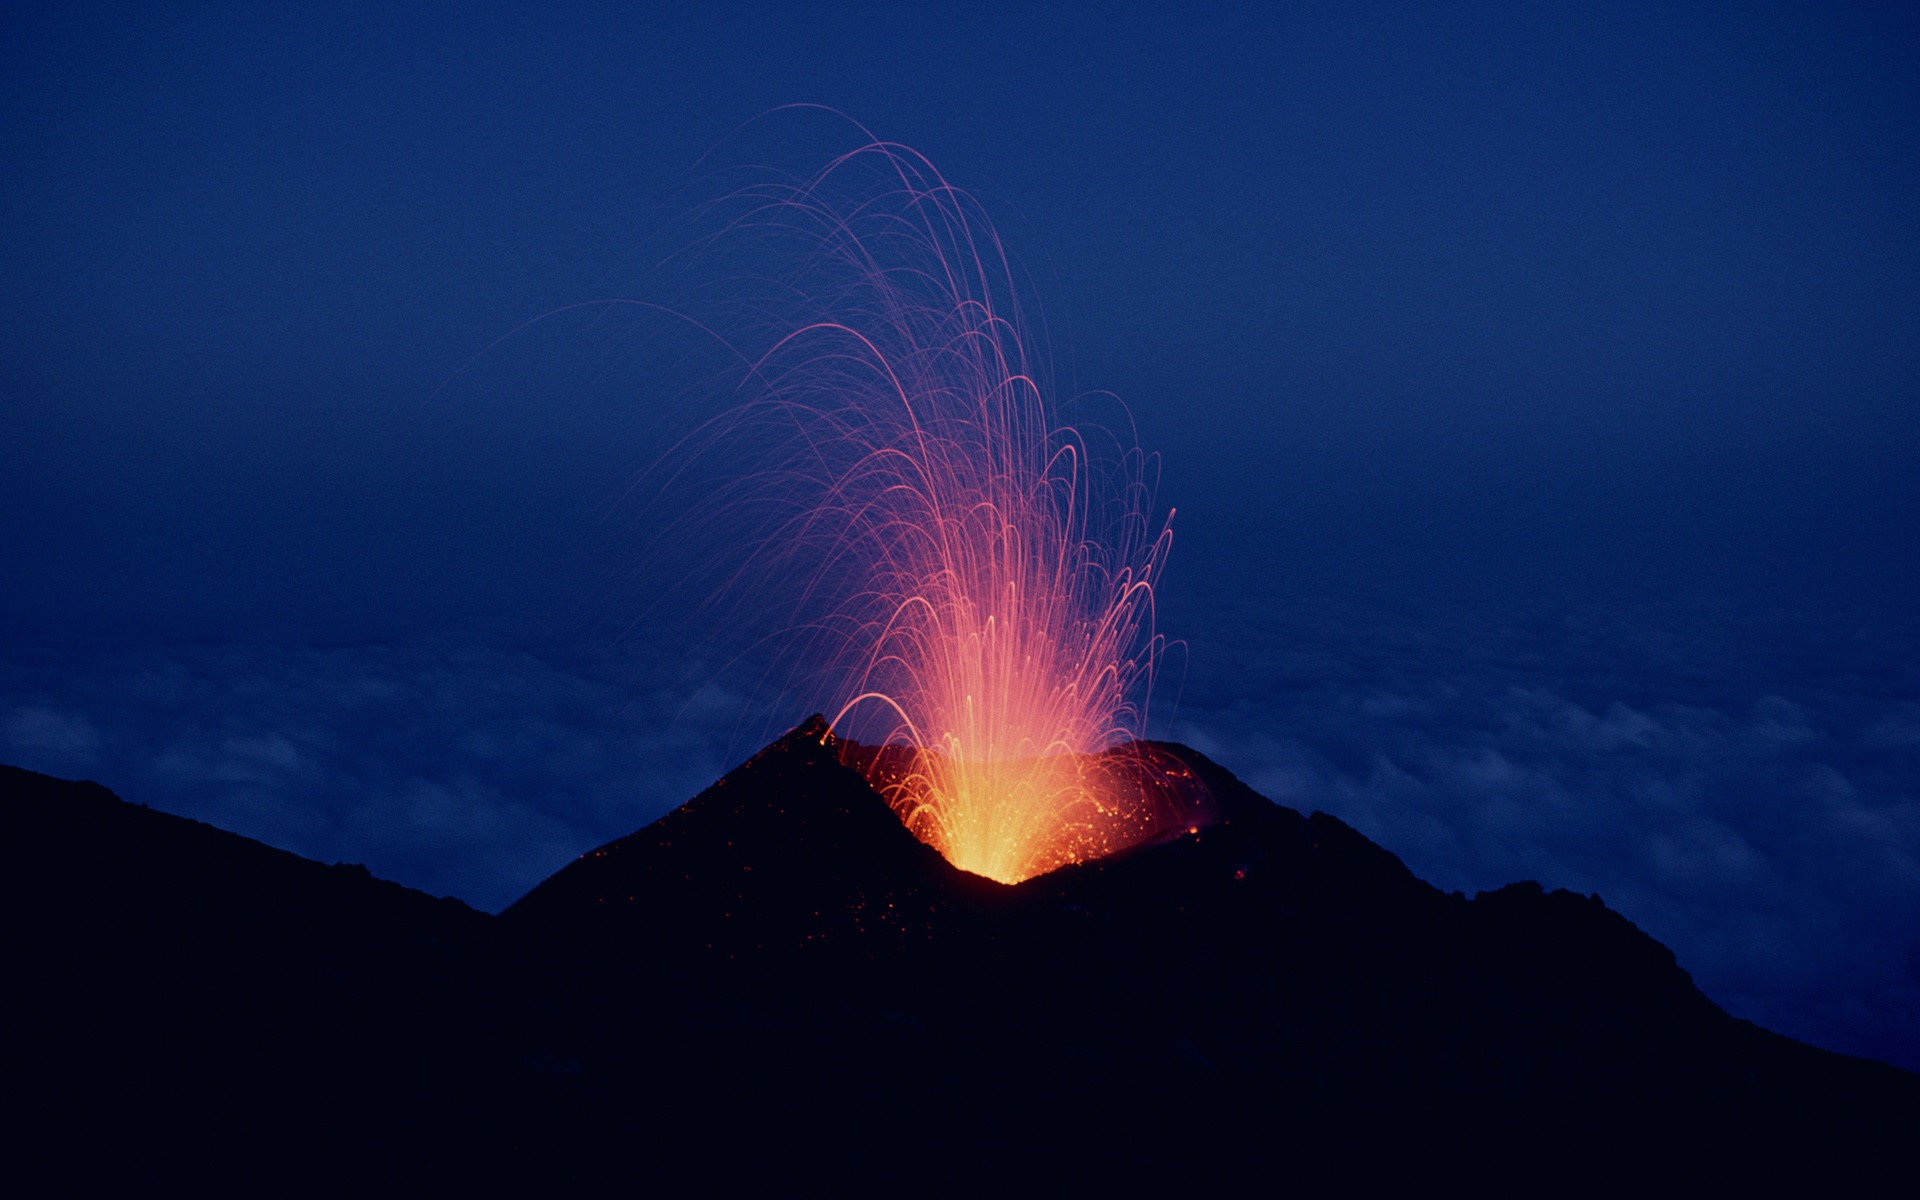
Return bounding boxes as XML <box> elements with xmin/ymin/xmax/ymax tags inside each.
<box><xmin>662</xmin><ymin>129</ymin><xmax>1207</xmax><ymax>882</ymax></box>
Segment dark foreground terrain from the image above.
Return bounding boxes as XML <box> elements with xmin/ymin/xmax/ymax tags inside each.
<box><xmin>5</xmin><ymin>720</ymin><xmax>1915</xmax><ymax>1190</ymax></box>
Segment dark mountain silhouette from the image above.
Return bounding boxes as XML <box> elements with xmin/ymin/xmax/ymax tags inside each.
<box><xmin>1</xmin><ymin>763</ymin><xmax>509</xmax><ymax>1187</ymax></box>
<box><xmin>6</xmin><ymin>725</ymin><xmax>1915</xmax><ymax>1190</ymax></box>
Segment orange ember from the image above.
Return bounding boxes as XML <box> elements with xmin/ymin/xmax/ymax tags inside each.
<box><xmin>842</xmin><ymin>741</ymin><xmax>1211</xmax><ymax>885</ymax></box>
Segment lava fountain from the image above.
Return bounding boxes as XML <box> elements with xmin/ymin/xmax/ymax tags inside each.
<box><xmin>661</xmin><ymin>127</ymin><xmax>1208</xmax><ymax>883</ymax></box>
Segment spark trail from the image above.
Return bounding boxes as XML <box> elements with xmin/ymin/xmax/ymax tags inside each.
<box><xmin>662</xmin><ymin>126</ymin><xmax>1205</xmax><ymax>883</ymax></box>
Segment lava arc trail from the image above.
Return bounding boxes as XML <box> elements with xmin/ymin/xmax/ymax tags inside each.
<box><xmin>659</xmin><ymin>127</ymin><xmax>1206</xmax><ymax>883</ymax></box>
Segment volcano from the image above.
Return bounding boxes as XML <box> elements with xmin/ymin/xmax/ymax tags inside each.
<box><xmin>6</xmin><ymin>726</ymin><xmax>1916</xmax><ymax>1189</ymax></box>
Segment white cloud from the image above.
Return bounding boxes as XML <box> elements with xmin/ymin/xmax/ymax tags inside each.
<box><xmin>2</xmin><ymin>703</ymin><xmax>103</xmax><ymax>768</ymax></box>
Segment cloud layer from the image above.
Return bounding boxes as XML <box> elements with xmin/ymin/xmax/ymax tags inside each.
<box><xmin>1169</xmin><ymin>590</ymin><xmax>1920</xmax><ymax>1072</ymax></box>
<box><xmin>4</xmin><ymin>591</ymin><xmax>1915</xmax><ymax>1072</ymax></box>
<box><xmin>0</xmin><ymin>631</ymin><xmax>744</xmax><ymax>912</ymax></box>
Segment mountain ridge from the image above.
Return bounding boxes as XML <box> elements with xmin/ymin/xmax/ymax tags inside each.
<box><xmin>5</xmin><ymin>730</ymin><xmax>1915</xmax><ymax>1188</ymax></box>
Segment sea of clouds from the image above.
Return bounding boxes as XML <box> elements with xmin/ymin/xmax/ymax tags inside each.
<box><xmin>1169</xmin><ymin>590</ymin><xmax>1919</xmax><ymax>1073</ymax></box>
<box><xmin>3</xmin><ymin>591</ymin><xmax>1915</xmax><ymax>1072</ymax></box>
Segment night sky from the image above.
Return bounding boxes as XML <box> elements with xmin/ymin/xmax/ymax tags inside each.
<box><xmin>5</xmin><ymin>2</ymin><xmax>1916</xmax><ymax>1071</ymax></box>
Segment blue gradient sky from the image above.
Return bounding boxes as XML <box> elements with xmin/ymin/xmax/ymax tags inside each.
<box><xmin>4</xmin><ymin>3</ymin><xmax>1916</xmax><ymax>1069</ymax></box>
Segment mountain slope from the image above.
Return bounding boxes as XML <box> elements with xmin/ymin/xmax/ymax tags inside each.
<box><xmin>502</xmin><ymin>721</ymin><xmax>1919</xmax><ymax>1188</ymax></box>
<box><xmin>1</xmin><ymin>764</ymin><xmax>506</xmax><ymax>1187</ymax></box>
<box><xmin>6</xmin><ymin>727</ymin><xmax>1916</xmax><ymax>1189</ymax></box>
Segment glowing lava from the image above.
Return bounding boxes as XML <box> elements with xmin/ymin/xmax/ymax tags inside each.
<box><xmin>674</xmin><ymin>125</ymin><xmax>1206</xmax><ymax>883</ymax></box>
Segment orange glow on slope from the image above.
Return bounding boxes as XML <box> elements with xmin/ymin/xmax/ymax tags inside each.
<box><xmin>849</xmin><ymin>740</ymin><xmax>1211</xmax><ymax>884</ymax></box>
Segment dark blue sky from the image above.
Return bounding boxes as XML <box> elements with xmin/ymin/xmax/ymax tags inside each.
<box><xmin>7</xmin><ymin>0</ymin><xmax>1915</xmax><ymax>624</ymax></box>
<box><xmin>4</xmin><ymin>3</ymin><xmax>1917</xmax><ymax>1070</ymax></box>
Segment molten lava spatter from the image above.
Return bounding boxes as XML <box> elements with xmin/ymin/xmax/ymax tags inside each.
<box><xmin>675</xmin><ymin>124</ymin><xmax>1206</xmax><ymax>882</ymax></box>
<box><xmin>839</xmin><ymin>738</ymin><xmax>1212</xmax><ymax>885</ymax></box>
